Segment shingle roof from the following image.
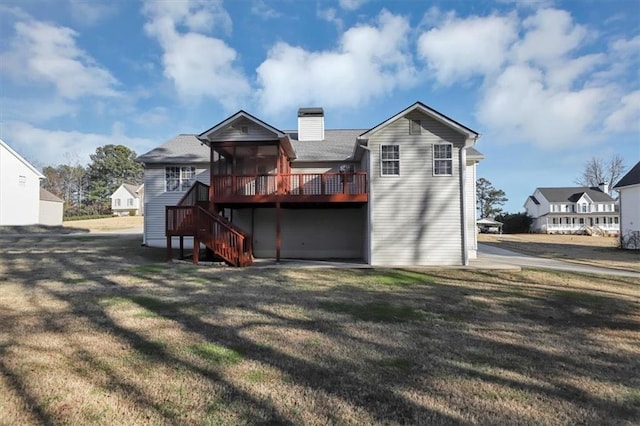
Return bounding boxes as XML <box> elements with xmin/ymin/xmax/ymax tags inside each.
<box><xmin>614</xmin><ymin>161</ymin><xmax>640</xmax><ymax>188</ymax></box>
<box><xmin>287</xmin><ymin>129</ymin><xmax>365</xmax><ymax>161</ymax></box>
<box><xmin>537</xmin><ymin>187</ymin><xmax>615</xmax><ymax>203</ymax></box>
<box><xmin>136</xmin><ymin>134</ymin><xmax>210</xmax><ymax>164</ymax></box>
<box><xmin>122</xmin><ymin>183</ymin><xmax>142</xmax><ymax>196</ymax></box>
<box><xmin>40</xmin><ymin>188</ymin><xmax>63</xmax><ymax>203</ymax></box>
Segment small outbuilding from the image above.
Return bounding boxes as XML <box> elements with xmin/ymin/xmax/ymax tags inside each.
<box><xmin>39</xmin><ymin>188</ymin><xmax>64</xmax><ymax>226</ymax></box>
<box><xmin>477</xmin><ymin>218</ymin><xmax>503</xmax><ymax>234</ymax></box>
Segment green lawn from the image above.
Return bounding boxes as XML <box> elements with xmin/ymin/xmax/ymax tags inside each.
<box><xmin>0</xmin><ymin>235</ymin><xmax>638</xmax><ymax>425</ymax></box>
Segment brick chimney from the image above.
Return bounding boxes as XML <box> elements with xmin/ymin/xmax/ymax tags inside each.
<box><xmin>297</xmin><ymin>107</ymin><xmax>324</xmax><ymax>141</ymax></box>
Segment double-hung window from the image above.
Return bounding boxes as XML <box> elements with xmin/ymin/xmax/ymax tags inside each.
<box><xmin>165</xmin><ymin>166</ymin><xmax>196</xmax><ymax>192</ymax></box>
<box><xmin>380</xmin><ymin>145</ymin><xmax>399</xmax><ymax>176</ymax></box>
<box><xmin>433</xmin><ymin>143</ymin><xmax>453</xmax><ymax>175</ymax></box>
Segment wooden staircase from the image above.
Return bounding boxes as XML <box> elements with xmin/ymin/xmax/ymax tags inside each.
<box><xmin>166</xmin><ymin>182</ymin><xmax>253</xmax><ymax>266</ymax></box>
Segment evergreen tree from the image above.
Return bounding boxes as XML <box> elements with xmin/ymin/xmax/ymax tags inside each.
<box><xmin>476</xmin><ymin>178</ymin><xmax>508</xmax><ymax>219</ymax></box>
<box><xmin>86</xmin><ymin>145</ymin><xmax>143</xmax><ymax>211</ymax></box>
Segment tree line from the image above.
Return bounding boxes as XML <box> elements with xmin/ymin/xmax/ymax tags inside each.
<box><xmin>42</xmin><ymin>145</ymin><xmax>143</xmax><ymax>217</ymax></box>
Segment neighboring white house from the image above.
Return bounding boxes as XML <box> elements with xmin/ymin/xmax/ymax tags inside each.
<box><xmin>613</xmin><ymin>161</ymin><xmax>640</xmax><ymax>249</ymax></box>
<box><xmin>524</xmin><ymin>185</ymin><xmax>619</xmax><ymax>235</ymax></box>
<box><xmin>137</xmin><ymin>102</ymin><xmax>483</xmax><ymax>266</ymax></box>
<box><xmin>110</xmin><ymin>183</ymin><xmax>144</xmax><ymax>216</ymax></box>
<box><xmin>39</xmin><ymin>188</ymin><xmax>64</xmax><ymax>226</ymax></box>
<box><xmin>0</xmin><ymin>139</ymin><xmax>44</xmax><ymax>226</ymax></box>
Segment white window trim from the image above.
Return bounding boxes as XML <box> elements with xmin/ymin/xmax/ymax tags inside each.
<box><xmin>165</xmin><ymin>166</ymin><xmax>196</xmax><ymax>192</ymax></box>
<box><xmin>380</xmin><ymin>145</ymin><xmax>400</xmax><ymax>176</ymax></box>
<box><xmin>433</xmin><ymin>143</ymin><xmax>453</xmax><ymax>176</ymax></box>
<box><xmin>410</xmin><ymin>119</ymin><xmax>422</xmax><ymax>135</ymax></box>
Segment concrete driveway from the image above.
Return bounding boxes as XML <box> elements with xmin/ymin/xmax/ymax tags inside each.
<box><xmin>477</xmin><ymin>243</ymin><xmax>640</xmax><ymax>278</ymax></box>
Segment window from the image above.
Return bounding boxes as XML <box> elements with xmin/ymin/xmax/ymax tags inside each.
<box><xmin>339</xmin><ymin>164</ymin><xmax>355</xmax><ymax>182</ymax></box>
<box><xmin>581</xmin><ymin>204</ymin><xmax>587</xmax><ymax>213</ymax></box>
<box><xmin>166</xmin><ymin>166</ymin><xmax>196</xmax><ymax>192</ymax></box>
<box><xmin>433</xmin><ymin>144</ymin><xmax>452</xmax><ymax>175</ymax></box>
<box><xmin>381</xmin><ymin>145</ymin><xmax>399</xmax><ymax>176</ymax></box>
<box><xmin>115</xmin><ymin>199</ymin><xmax>121</xmax><ymax>207</ymax></box>
<box><xmin>410</xmin><ymin>119</ymin><xmax>421</xmax><ymax>135</ymax></box>
<box><xmin>127</xmin><ymin>198</ymin><xmax>134</xmax><ymax>206</ymax></box>
<box><xmin>18</xmin><ymin>175</ymin><xmax>26</xmax><ymax>187</ymax></box>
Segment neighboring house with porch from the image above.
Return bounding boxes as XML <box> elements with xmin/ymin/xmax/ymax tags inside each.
<box><xmin>110</xmin><ymin>183</ymin><xmax>144</xmax><ymax>216</ymax></box>
<box><xmin>613</xmin><ymin>161</ymin><xmax>640</xmax><ymax>249</ymax></box>
<box><xmin>524</xmin><ymin>185</ymin><xmax>619</xmax><ymax>235</ymax></box>
<box><xmin>0</xmin><ymin>139</ymin><xmax>44</xmax><ymax>225</ymax></box>
<box><xmin>137</xmin><ymin>102</ymin><xmax>483</xmax><ymax>266</ymax></box>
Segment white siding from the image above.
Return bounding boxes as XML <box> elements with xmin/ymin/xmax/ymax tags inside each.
<box><xmin>232</xmin><ymin>207</ymin><xmax>365</xmax><ymax>259</ymax></box>
<box><xmin>210</xmin><ymin>118</ymin><xmax>279</xmax><ymax>142</ymax></box>
<box><xmin>298</xmin><ymin>116</ymin><xmax>324</xmax><ymax>141</ymax></box>
<box><xmin>466</xmin><ymin>161</ymin><xmax>478</xmax><ymax>258</ymax></box>
<box><xmin>368</xmin><ymin>112</ymin><xmax>467</xmax><ymax>266</ymax></box>
<box><xmin>39</xmin><ymin>200</ymin><xmax>63</xmax><ymax>226</ymax></box>
<box><xmin>0</xmin><ymin>142</ymin><xmax>42</xmax><ymax>225</ymax></box>
<box><xmin>110</xmin><ymin>185</ymin><xmax>141</xmax><ymax>216</ymax></box>
<box><xmin>143</xmin><ymin>164</ymin><xmax>210</xmax><ymax>247</ymax></box>
<box><xmin>618</xmin><ymin>185</ymin><xmax>640</xmax><ymax>249</ymax></box>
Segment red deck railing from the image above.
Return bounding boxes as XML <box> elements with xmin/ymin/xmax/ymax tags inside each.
<box><xmin>210</xmin><ymin>172</ymin><xmax>367</xmax><ymax>198</ymax></box>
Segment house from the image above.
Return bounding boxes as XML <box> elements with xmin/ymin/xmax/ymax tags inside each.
<box><xmin>110</xmin><ymin>183</ymin><xmax>144</xmax><ymax>216</ymax></box>
<box><xmin>613</xmin><ymin>161</ymin><xmax>640</xmax><ymax>249</ymax></box>
<box><xmin>137</xmin><ymin>102</ymin><xmax>483</xmax><ymax>266</ymax></box>
<box><xmin>0</xmin><ymin>139</ymin><xmax>44</xmax><ymax>226</ymax></box>
<box><xmin>39</xmin><ymin>188</ymin><xmax>64</xmax><ymax>226</ymax></box>
<box><xmin>524</xmin><ymin>185</ymin><xmax>619</xmax><ymax>235</ymax></box>
<box><xmin>477</xmin><ymin>218</ymin><xmax>503</xmax><ymax>234</ymax></box>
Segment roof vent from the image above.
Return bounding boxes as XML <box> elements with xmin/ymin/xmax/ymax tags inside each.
<box><xmin>298</xmin><ymin>107</ymin><xmax>324</xmax><ymax>141</ymax></box>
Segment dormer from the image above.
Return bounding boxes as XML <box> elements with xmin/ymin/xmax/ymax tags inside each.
<box><xmin>298</xmin><ymin>107</ymin><xmax>324</xmax><ymax>141</ymax></box>
<box><xmin>575</xmin><ymin>193</ymin><xmax>593</xmax><ymax>213</ymax></box>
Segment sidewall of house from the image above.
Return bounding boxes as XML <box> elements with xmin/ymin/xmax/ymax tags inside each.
<box><xmin>368</xmin><ymin>112</ymin><xmax>466</xmax><ymax>266</ymax></box>
<box><xmin>619</xmin><ymin>185</ymin><xmax>640</xmax><ymax>249</ymax></box>
<box><xmin>0</xmin><ymin>144</ymin><xmax>41</xmax><ymax>226</ymax></box>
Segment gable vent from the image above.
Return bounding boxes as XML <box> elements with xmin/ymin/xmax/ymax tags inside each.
<box><xmin>298</xmin><ymin>107</ymin><xmax>324</xmax><ymax>141</ymax></box>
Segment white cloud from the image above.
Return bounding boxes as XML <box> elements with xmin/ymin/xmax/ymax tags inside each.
<box><xmin>339</xmin><ymin>0</ymin><xmax>369</xmax><ymax>11</ymax></box>
<box><xmin>0</xmin><ymin>96</ymin><xmax>77</xmax><ymax>123</ymax></box>
<box><xmin>1</xmin><ymin>20</ymin><xmax>119</xmax><ymax>99</ymax></box>
<box><xmin>256</xmin><ymin>10</ymin><xmax>416</xmax><ymax>115</ymax></box>
<box><xmin>1</xmin><ymin>121</ymin><xmax>155</xmax><ymax>167</ymax></box>
<box><xmin>477</xmin><ymin>64</ymin><xmax>608</xmax><ymax>147</ymax></box>
<box><xmin>68</xmin><ymin>0</ymin><xmax>117</xmax><ymax>26</ymax></box>
<box><xmin>417</xmin><ymin>13</ymin><xmax>518</xmax><ymax>85</ymax></box>
<box><xmin>604</xmin><ymin>90</ymin><xmax>640</xmax><ymax>133</ymax></box>
<box><xmin>143</xmin><ymin>0</ymin><xmax>249</xmax><ymax>109</ymax></box>
<box><xmin>251</xmin><ymin>0</ymin><xmax>281</xmax><ymax>20</ymax></box>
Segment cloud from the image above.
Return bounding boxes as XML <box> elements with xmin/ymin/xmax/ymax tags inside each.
<box><xmin>339</xmin><ymin>0</ymin><xmax>369</xmax><ymax>11</ymax></box>
<box><xmin>417</xmin><ymin>13</ymin><xmax>518</xmax><ymax>85</ymax></box>
<box><xmin>143</xmin><ymin>0</ymin><xmax>249</xmax><ymax>109</ymax></box>
<box><xmin>0</xmin><ymin>96</ymin><xmax>77</xmax><ymax>123</ymax></box>
<box><xmin>604</xmin><ymin>90</ymin><xmax>640</xmax><ymax>133</ymax></box>
<box><xmin>68</xmin><ymin>0</ymin><xmax>117</xmax><ymax>26</ymax></box>
<box><xmin>1</xmin><ymin>121</ymin><xmax>155</xmax><ymax>167</ymax></box>
<box><xmin>251</xmin><ymin>0</ymin><xmax>281</xmax><ymax>20</ymax></box>
<box><xmin>1</xmin><ymin>20</ymin><xmax>119</xmax><ymax>99</ymax></box>
<box><xmin>256</xmin><ymin>10</ymin><xmax>416</xmax><ymax>115</ymax></box>
<box><xmin>417</xmin><ymin>7</ymin><xmax>637</xmax><ymax>149</ymax></box>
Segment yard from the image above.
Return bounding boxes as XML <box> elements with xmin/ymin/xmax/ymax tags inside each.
<box><xmin>0</xmin><ymin>232</ymin><xmax>638</xmax><ymax>425</ymax></box>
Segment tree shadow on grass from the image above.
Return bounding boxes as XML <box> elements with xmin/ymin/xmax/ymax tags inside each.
<box><xmin>1</xmin><ymin>237</ymin><xmax>639</xmax><ymax>424</ymax></box>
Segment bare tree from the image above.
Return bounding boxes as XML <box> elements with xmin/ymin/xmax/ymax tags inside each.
<box><xmin>575</xmin><ymin>155</ymin><xmax>626</xmax><ymax>193</ymax></box>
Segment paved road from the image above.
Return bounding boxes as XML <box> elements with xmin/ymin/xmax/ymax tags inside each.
<box><xmin>477</xmin><ymin>243</ymin><xmax>640</xmax><ymax>279</ymax></box>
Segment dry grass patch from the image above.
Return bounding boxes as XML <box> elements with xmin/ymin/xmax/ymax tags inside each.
<box><xmin>0</xmin><ymin>235</ymin><xmax>638</xmax><ymax>425</ymax></box>
<box><xmin>479</xmin><ymin>233</ymin><xmax>640</xmax><ymax>272</ymax></box>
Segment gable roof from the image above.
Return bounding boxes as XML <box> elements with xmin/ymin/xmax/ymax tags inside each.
<box><xmin>613</xmin><ymin>161</ymin><xmax>640</xmax><ymax>189</ymax></box>
<box><xmin>0</xmin><ymin>139</ymin><xmax>45</xmax><ymax>179</ymax></box>
<box><xmin>137</xmin><ymin>134</ymin><xmax>210</xmax><ymax>164</ymax></box>
<box><xmin>122</xmin><ymin>183</ymin><xmax>142</xmax><ymax>197</ymax></box>
<box><xmin>536</xmin><ymin>187</ymin><xmax>615</xmax><ymax>203</ymax></box>
<box><xmin>358</xmin><ymin>101</ymin><xmax>479</xmax><ymax>140</ymax></box>
<box><xmin>40</xmin><ymin>188</ymin><xmax>63</xmax><ymax>203</ymax></box>
<box><xmin>199</xmin><ymin>110</ymin><xmax>286</xmax><ymax>140</ymax></box>
<box><xmin>527</xmin><ymin>195</ymin><xmax>540</xmax><ymax>205</ymax></box>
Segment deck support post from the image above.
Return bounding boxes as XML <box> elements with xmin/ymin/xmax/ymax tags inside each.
<box><xmin>193</xmin><ymin>237</ymin><xmax>200</xmax><ymax>265</ymax></box>
<box><xmin>276</xmin><ymin>201</ymin><xmax>281</xmax><ymax>263</ymax></box>
<box><xmin>179</xmin><ymin>236</ymin><xmax>184</xmax><ymax>259</ymax></box>
<box><xmin>166</xmin><ymin>236</ymin><xmax>172</xmax><ymax>262</ymax></box>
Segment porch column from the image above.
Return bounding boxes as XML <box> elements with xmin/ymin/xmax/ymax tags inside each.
<box><xmin>209</xmin><ymin>145</ymin><xmax>215</xmax><ymax>213</ymax></box>
<box><xmin>276</xmin><ymin>201</ymin><xmax>281</xmax><ymax>262</ymax></box>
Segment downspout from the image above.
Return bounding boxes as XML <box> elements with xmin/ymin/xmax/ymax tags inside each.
<box><xmin>459</xmin><ymin>136</ymin><xmax>477</xmax><ymax>266</ymax></box>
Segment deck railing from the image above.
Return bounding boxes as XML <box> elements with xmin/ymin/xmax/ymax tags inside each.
<box><xmin>210</xmin><ymin>172</ymin><xmax>367</xmax><ymax>197</ymax></box>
